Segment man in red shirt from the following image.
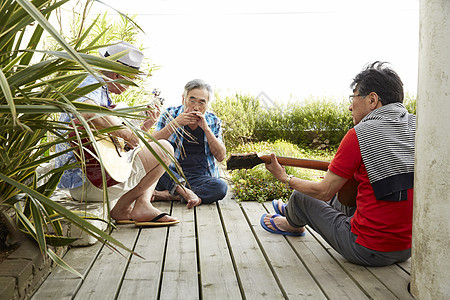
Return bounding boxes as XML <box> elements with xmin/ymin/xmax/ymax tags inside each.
<box><xmin>261</xmin><ymin>62</ymin><xmax>415</xmax><ymax>266</ymax></box>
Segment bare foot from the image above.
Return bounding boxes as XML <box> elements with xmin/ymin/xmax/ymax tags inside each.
<box><xmin>182</xmin><ymin>188</ymin><xmax>202</xmax><ymax>209</ymax></box>
<box><xmin>173</xmin><ymin>186</ymin><xmax>202</xmax><ymax>209</ymax></box>
<box><xmin>130</xmin><ymin>199</ymin><xmax>178</xmax><ymax>223</ymax></box>
<box><xmin>263</xmin><ymin>214</ymin><xmax>305</xmax><ymax>234</ymax></box>
<box><xmin>110</xmin><ymin>203</ymin><xmax>133</xmax><ymax>221</ymax></box>
<box><xmin>152</xmin><ymin>190</ymin><xmax>181</xmax><ymax>202</ymax></box>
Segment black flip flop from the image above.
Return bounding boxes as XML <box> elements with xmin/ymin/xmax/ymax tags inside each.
<box><xmin>134</xmin><ymin>213</ymin><xmax>180</xmax><ymax>227</ymax></box>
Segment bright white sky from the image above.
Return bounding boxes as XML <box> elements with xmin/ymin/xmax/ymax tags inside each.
<box><xmin>87</xmin><ymin>0</ymin><xmax>419</xmax><ymax>107</ymax></box>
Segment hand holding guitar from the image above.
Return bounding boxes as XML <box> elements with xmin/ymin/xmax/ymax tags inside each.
<box><xmin>264</xmin><ymin>153</ymin><xmax>289</xmax><ymax>183</ymax></box>
<box><xmin>74</xmin><ymin>103</ymin><xmax>161</xmax><ymax>188</ymax></box>
<box><xmin>115</xmin><ymin>126</ymin><xmax>139</xmax><ymax>149</ymax></box>
<box><xmin>141</xmin><ymin>105</ymin><xmax>161</xmax><ymax>132</ymax></box>
<box><xmin>116</xmin><ymin>104</ymin><xmax>161</xmax><ymax>149</ymax></box>
<box><xmin>226</xmin><ymin>152</ymin><xmax>358</xmax><ymax>207</ymax></box>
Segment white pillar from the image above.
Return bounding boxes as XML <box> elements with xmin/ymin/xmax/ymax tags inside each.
<box><xmin>411</xmin><ymin>0</ymin><xmax>450</xmax><ymax>298</ymax></box>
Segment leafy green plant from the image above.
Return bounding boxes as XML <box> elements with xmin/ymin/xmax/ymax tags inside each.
<box><xmin>212</xmin><ymin>93</ymin><xmax>357</xmax><ymax>150</ymax></box>
<box><xmin>0</xmin><ymin>0</ymin><xmax>172</xmax><ymax>276</ymax></box>
<box><xmin>211</xmin><ymin>92</ymin><xmax>261</xmax><ymax>149</ymax></box>
<box><xmin>46</xmin><ymin>4</ymin><xmax>156</xmax><ymax>108</ymax></box>
<box><xmin>75</xmin><ymin>11</ymin><xmax>158</xmax><ymax>107</ymax></box>
<box><xmin>404</xmin><ymin>93</ymin><xmax>417</xmax><ymax>115</ymax></box>
<box><xmin>231</xmin><ymin>168</ymin><xmax>291</xmax><ymax>202</ymax></box>
<box><xmin>254</xmin><ymin>97</ymin><xmax>354</xmax><ymax>149</ymax></box>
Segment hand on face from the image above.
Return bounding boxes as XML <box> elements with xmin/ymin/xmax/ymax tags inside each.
<box><xmin>174</xmin><ymin>106</ymin><xmax>207</xmax><ymax>129</ymax></box>
<box><xmin>174</xmin><ymin>110</ymin><xmax>200</xmax><ymax>127</ymax></box>
<box><xmin>186</xmin><ymin>110</ymin><xmax>207</xmax><ymax>130</ymax></box>
<box><xmin>179</xmin><ymin>88</ymin><xmax>209</xmax><ymax>128</ymax></box>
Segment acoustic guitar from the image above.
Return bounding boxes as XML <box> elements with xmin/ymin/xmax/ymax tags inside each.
<box><xmin>226</xmin><ymin>153</ymin><xmax>358</xmax><ymax>207</ymax></box>
<box><xmin>70</xmin><ymin>127</ymin><xmax>141</xmax><ymax>189</ymax></box>
<box><xmin>68</xmin><ymin>103</ymin><xmax>161</xmax><ymax>188</ymax></box>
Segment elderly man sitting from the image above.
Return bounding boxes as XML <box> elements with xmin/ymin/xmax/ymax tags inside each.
<box><xmin>152</xmin><ymin>79</ymin><xmax>228</xmax><ymax>208</ymax></box>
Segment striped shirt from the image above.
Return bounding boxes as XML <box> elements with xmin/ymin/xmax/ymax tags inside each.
<box><xmin>329</xmin><ymin>129</ymin><xmax>413</xmax><ymax>251</ymax></box>
<box><xmin>354</xmin><ymin>103</ymin><xmax>416</xmax><ymax>201</ymax></box>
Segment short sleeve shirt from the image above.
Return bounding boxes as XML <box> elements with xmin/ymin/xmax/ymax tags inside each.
<box><xmin>154</xmin><ymin>105</ymin><xmax>223</xmax><ymax>178</ymax></box>
<box><xmin>329</xmin><ymin>128</ymin><xmax>413</xmax><ymax>252</ymax></box>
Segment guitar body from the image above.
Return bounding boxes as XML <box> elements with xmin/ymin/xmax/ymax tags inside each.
<box><xmin>335</xmin><ymin>177</ymin><xmax>359</xmax><ymax>207</ymax></box>
<box><xmin>70</xmin><ymin>130</ymin><xmax>141</xmax><ymax>189</ymax></box>
<box><xmin>84</xmin><ymin>135</ymin><xmax>141</xmax><ymax>188</ymax></box>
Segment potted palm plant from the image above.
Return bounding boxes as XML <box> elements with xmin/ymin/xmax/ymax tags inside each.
<box><xmin>0</xmin><ymin>0</ymin><xmax>171</xmax><ymax>276</ymax></box>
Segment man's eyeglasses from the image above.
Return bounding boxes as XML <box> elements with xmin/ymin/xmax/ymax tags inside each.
<box><xmin>348</xmin><ymin>94</ymin><xmax>364</xmax><ymax>104</ymax></box>
<box><xmin>187</xmin><ymin>99</ymin><xmax>207</xmax><ymax>107</ymax></box>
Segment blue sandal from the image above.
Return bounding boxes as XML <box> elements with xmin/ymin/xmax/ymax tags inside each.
<box><xmin>260</xmin><ymin>214</ymin><xmax>306</xmax><ymax>236</ymax></box>
<box><xmin>272</xmin><ymin>199</ymin><xmax>287</xmax><ymax>216</ymax></box>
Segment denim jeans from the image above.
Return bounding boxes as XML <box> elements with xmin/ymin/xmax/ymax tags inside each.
<box><xmin>155</xmin><ymin>171</ymin><xmax>228</xmax><ymax>204</ymax></box>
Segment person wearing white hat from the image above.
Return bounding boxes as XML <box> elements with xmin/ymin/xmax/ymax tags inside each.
<box><xmin>98</xmin><ymin>40</ymin><xmax>144</xmax><ymax>70</ymax></box>
<box><xmin>97</xmin><ymin>41</ymin><xmax>144</xmax><ymax>95</ymax></box>
<box><xmin>55</xmin><ymin>41</ymin><xmax>179</xmax><ymax>226</ymax></box>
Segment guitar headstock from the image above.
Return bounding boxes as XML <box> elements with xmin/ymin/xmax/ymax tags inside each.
<box><xmin>226</xmin><ymin>153</ymin><xmax>265</xmax><ymax>170</ymax></box>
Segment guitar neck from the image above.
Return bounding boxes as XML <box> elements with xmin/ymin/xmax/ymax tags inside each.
<box><xmin>258</xmin><ymin>155</ymin><xmax>330</xmax><ymax>172</ymax></box>
<box><xmin>260</xmin><ymin>155</ymin><xmax>357</xmax><ymax>206</ymax></box>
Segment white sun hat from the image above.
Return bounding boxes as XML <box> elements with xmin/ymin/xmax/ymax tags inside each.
<box><xmin>99</xmin><ymin>41</ymin><xmax>144</xmax><ymax>70</ymax></box>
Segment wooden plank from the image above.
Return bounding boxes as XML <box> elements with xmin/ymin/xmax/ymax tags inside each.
<box><xmin>307</xmin><ymin>218</ymin><xmax>413</xmax><ymax>299</ymax></box>
<box><xmin>367</xmin><ymin>265</ymin><xmax>414</xmax><ymax>299</ymax></box>
<box><xmin>158</xmin><ymin>201</ymin><xmax>199</xmax><ymax>300</ymax></box>
<box><xmin>218</xmin><ymin>199</ymin><xmax>284</xmax><ymax>299</ymax></box>
<box><xmin>117</xmin><ymin>201</ymin><xmax>172</xmax><ymax>300</ymax></box>
<box><xmin>74</xmin><ymin>224</ymin><xmax>139</xmax><ymax>299</ymax></box>
<box><xmin>325</xmin><ymin>248</ymin><xmax>399</xmax><ymax>299</ymax></box>
<box><xmin>31</xmin><ymin>239</ymin><xmax>105</xmax><ymax>299</ymax></box>
<box><xmin>241</xmin><ymin>201</ymin><xmax>327</xmax><ymax>299</ymax></box>
<box><xmin>287</xmin><ymin>231</ymin><xmax>368</xmax><ymax>299</ymax></box>
<box><xmin>196</xmin><ymin>198</ymin><xmax>242</xmax><ymax>299</ymax></box>
<box><xmin>397</xmin><ymin>258</ymin><xmax>411</xmax><ymax>274</ymax></box>
<box><xmin>261</xmin><ymin>201</ymin><xmax>369</xmax><ymax>299</ymax></box>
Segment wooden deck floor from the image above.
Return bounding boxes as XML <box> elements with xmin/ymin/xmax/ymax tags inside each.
<box><xmin>31</xmin><ymin>192</ymin><xmax>413</xmax><ymax>300</ymax></box>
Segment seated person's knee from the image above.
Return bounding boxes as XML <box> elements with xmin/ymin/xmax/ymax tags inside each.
<box><xmin>155</xmin><ymin>140</ymin><xmax>174</xmax><ymax>164</ymax></box>
<box><xmin>217</xmin><ymin>180</ymin><xmax>228</xmax><ymax>199</ymax></box>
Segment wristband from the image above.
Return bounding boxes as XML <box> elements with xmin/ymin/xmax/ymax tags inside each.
<box><xmin>286</xmin><ymin>174</ymin><xmax>294</xmax><ymax>189</ymax></box>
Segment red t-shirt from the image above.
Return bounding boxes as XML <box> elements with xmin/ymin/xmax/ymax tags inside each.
<box><xmin>329</xmin><ymin>128</ymin><xmax>413</xmax><ymax>252</ymax></box>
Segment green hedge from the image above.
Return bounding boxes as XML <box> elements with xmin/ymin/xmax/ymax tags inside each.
<box><xmin>212</xmin><ymin>93</ymin><xmax>260</xmax><ymax>149</ymax></box>
<box><xmin>253</xmin><ymin>98</ymin><xmax>353</xmax><ymax>149</ymax></box>
<box><xmin>212</xmin><ymin>93</ymin><xmax>416</xmax><ymax>150</ymax></box>
<box><xmin>212</xmin><ymin>95</ymin><xmax>354</xmax><ymax>149</ymax></box>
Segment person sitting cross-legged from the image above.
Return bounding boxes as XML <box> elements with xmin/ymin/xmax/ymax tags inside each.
<box><xmin>151</xmin><ymin>79</ymin><xmax>228</xmax><ymax>208</ymax></box>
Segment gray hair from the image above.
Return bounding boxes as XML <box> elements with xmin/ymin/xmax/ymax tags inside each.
<box><xmin>183</xmin><ymin>79</ymin><xmax>213</xmax><ymax>101</ymax></box>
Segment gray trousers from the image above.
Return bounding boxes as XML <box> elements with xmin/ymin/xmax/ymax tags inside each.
<box><xmin>285</xmin><ymin>190</ymin><xmax>411</xmax><ymax>267</ymax></box>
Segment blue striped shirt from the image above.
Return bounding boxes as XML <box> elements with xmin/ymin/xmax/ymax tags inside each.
<box><xmin>154</xmin><ymin>105</ymin><xmax>223</xmax><ymax>178</ymax></box>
